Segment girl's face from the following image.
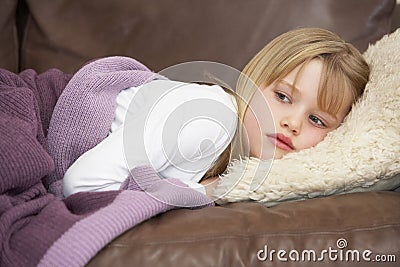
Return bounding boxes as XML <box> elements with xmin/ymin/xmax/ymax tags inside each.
<box><xmin>243</xmin><ymin>59</ymin><xmax>353</xmax><ymax>159</ymax></box>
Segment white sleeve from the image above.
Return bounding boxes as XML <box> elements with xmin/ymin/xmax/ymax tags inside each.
<box><xmin>63</xmin><ymin>80</ymin><xmax>238</xmax><ymax>197</ymax></box>
<box><xmin>62</xmin><ymin>128</ymin><xmax>129</xmax><ymax>197</ymax></box>
<box><xmin>143</xmin><ymin>81</ymin><xmax>238</xmax><ymax>189</ymax></box>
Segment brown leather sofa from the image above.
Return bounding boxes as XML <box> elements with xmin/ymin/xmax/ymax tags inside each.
<box><xmin>1</xmin><ymin>1</ymin><xmax>399</xmax><ymax>266</ymax></box>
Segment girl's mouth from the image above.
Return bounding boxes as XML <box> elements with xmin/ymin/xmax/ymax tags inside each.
<box><xmin>266</xmin><ymin>133</ymin><xmax>295</xmax><ymax>151</ymax></box>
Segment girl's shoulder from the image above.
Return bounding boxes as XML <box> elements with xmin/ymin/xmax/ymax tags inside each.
<box><xmin>142</xmin><ymin>79</ymin><xmax>238</xmax><ymax>113</ymax></box>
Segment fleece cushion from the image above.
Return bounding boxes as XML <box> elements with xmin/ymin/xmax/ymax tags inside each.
<box><xmin>214</xmin><ymin>28</ymin><xmax>400</xmax><ymax>206</ymax></box>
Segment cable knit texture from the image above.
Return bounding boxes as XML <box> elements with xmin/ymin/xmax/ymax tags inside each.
<box><xmin>0</xmin><ymin>57</ymin><xmax>213</xmax><ymax>267</ymax></box>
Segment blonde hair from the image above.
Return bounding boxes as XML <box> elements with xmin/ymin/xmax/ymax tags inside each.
<box><xmin>202</xmin><ymin>27</ymin><xmax>370</xmax><ymax>180</ymax></box>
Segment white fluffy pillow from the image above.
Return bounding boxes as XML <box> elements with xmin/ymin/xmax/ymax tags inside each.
<box><xmin>214</xmin><ymin>29</ymin><xmax>400</xmax><ymax>206</ymax></box>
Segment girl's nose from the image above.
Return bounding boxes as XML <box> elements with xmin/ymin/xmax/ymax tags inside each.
<box><xmin>280</xmin><ymin>115</ymin><xmax>302</xmax><ymax>135</ymax></box>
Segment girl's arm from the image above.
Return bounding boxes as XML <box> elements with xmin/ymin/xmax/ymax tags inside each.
<box><xmin>62</xmin><ymin>128</ymin><xmax>129</xmax><ymax>197</ymax></box>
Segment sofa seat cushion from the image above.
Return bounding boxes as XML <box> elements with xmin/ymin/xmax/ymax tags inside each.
<box><xmin>87</xmin><ymin>191</ymin><xmax>400</xmax><ymax>267</ymax></box>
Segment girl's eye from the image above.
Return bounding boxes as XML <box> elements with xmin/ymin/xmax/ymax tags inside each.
<box><xmin>309</xmin><ymin>115</ymin><xmax>326</xmax><ymax>127</ymax></box>
<box><xmin>275</xmin><ymin>92</ymin><xmax>291</xmax><ymax>103</ymax></box>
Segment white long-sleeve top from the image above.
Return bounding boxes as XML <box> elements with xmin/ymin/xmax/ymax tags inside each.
<box><xmin>63</xmin><ymin>79</ymin><xmax>238</xmax><ymax>197</ymax></box>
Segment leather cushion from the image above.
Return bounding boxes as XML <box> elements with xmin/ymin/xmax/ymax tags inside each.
<box><xmin>21</xmin><ymin>0</ymin><xmax>395</xmax><ymax>73</ymax></box>
<box><xmin>87</xmin><ymin>191</ymin><xmax>400</xmax><ymax>267</ymax></box>
<box><xmin>0</xmin><ymin>0</ymin><xmax>19</xmax><ymax>72</ymax></box>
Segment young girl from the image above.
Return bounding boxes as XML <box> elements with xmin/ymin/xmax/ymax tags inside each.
<box><xmin>62</xmin><ymin>28</ymin><xmax>369</xmax><ymax>198</ymax></box>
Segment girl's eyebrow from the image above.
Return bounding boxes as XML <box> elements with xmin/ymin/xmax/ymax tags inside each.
<box><xmin>280</xmin><ymin>79</ymin><xmax>300</xmax><ymax>95</ymax></box>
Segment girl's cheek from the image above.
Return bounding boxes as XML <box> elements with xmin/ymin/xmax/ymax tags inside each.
<box><xmin>303</xmin><ymin>128</ymin><xmax>329</xmax><ymax>149</ymax></box>
<box><xmin>266</xmin><ymin>102</ymin><xmax>280</xmax><ymax>121</ymax></box>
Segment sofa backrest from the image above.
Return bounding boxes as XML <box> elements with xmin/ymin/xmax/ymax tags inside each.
<box><xmin>0</xmin><ymin>0</ymin><xmax>397</xmax><ymax>74</ymax></box>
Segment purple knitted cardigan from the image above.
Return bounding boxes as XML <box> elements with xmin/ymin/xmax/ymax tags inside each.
<box><xmin>0</xmin><ymin>57</ymin><xmax>213</xmax><ymax>267</ymax></box>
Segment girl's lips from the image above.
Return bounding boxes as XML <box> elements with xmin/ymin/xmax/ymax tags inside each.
<box><xmin>266</xmin><ymin>133</ymin><xmax>295</xmax><ymax>151</ymax></box>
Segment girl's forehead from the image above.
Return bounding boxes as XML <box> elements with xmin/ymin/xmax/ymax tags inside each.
<box><xmin>282</xmin><ymin>59</ymin><xmax>323</xmax><ymax>91</ymax></box>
